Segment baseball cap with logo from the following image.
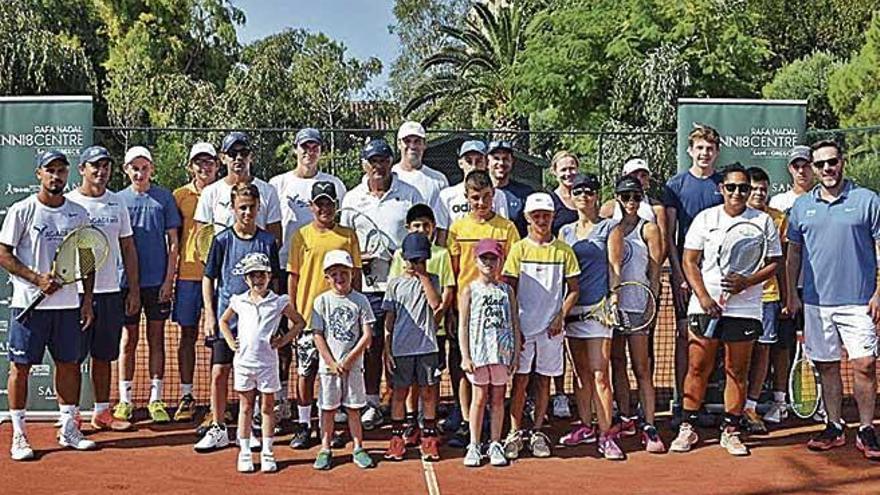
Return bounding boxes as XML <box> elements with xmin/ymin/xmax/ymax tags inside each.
<box><xmin>323</xmin><ymin>249</ymin><xmax>354</xmax><ymax>271</ymax></box>
<box><xmin>397</xmin><ymin>121</ymin><xmax>426</xmax><ymax>140</ymax></box>
<box><xmin>615</xmin><ymin>176</ymin><xmax>643</xmax><ymax>194</ymax></box>
<box><xmin>788</xmin><ymin>145</ymin><xmax>812</xmax><ymax>165</ymax></box>
<box><xmin>524</xmin><ymin>192</ymin><xmax>554</xmax><ymax>214</ymax></box>
<box><xmin>622</xmin><ymin>157</ymin><xmax>650</xmax><ymax>176</ymax></box>
<box><xmin>295</xmin><ymin>128</ymin><xmax>322</xmax><ymax>146</ymax></box>
<box><xmin>487</xmin><ymin>140</ymin><xmax>513</xmax><ymax>155</ymax></box>
<box><xmin>311</xmin><ymin>181</ymin><xmax>337</xmax><ymax>202</ymax></box>
<box><xmin>572</xmin><ymin>173</ymin><xmax>600</xmax><ymax>192</ymax></box>
<box><xmin>80</xmin><ymin>146</ymin><xmax>112</xmax><ymax>165</ymax></box>
<box><xmin>188</xmin><ymin>142</ymin><xmax>217</xmax><ymax>161</ymax></box>
<box><xmin>124</xmin><ymin>146</ymin><xmax>153</xmax><ymax>165</ymax></box>
<box><xmin>35</xmin><ymin>150</ymin><xmax>69</xmax><ymax>168</ymax></box>
<box><xmin>232</xmin><ymin>252</ymin><xmax>272</xmax><ymax>276</ymax></box>
<box><xmin>458</xmin><ymin>140</ymin><xmax>487</xmax><ymax>157</ymax></box>
<box><xmin>361</xmin><ymin>139</ymin><xmax>393</xmax><ymax>160</ymax></box>
<box><xmin>221</xmin><ymin>132</ymin><xmax>250</xmax><ymax>153</ymax></box>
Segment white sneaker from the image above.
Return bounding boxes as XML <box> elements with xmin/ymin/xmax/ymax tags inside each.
<box><xmin>58</xmin><ymin>420</ymin><xmax>96</xmax><ymax>450</ymax></box>
<box><xmin>720</xmin><ymin>430</ymin><xmax>750</xmax><ymax>456</ymax></box>
<box><xmin>362</xmin><ymin>405</ymin><xmax>383</xmax><ymax>431</ymax></box>
<box><xmin>488</xmin><ymin>441</ymin><xmax>507</xmax><ymax>466</ymax></box>
<box><xmin>670</xmin><ymin>423</ymin><xmax>699</xmax><ymax>453</ymax></box>
<box><xmin>10</xmin><ymin>432</ymin><xmax>34</xmax><ymax>461</ymax></box>
<box><xmin>260</xmin><ymin>451</ymin><xmax>277</xmax><ymax>472</ymax></box>
<box><xmin>237</xmin><ymin>451</ymin><xmax>255</xmax><ymax>472</ymax></box>
<box><xmin>463</xmin><ymin>443</ymin><xmax>482</xmax><ymax>467</ymax></box>
<box><xmin>552</xmin><ymin>394</ymin><xmax>572</xmax><ymax>419</ymax></box>
<box><xmin>194</xmin><ymin>423</ymin><xmax>230</xmax><ymax>452</ymax></box>
<box><xmin>763</xmin><ymin>401</ymin><xmax>789</xmax><ymax>424</ymax></box>
<box><xmin>334</xmin><ymin>409</ymin><xmax>348</xmax><ymax>424</ymax></box>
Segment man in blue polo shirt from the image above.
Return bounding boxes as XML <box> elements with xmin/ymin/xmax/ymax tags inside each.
<box><xmin>786</xmin><ymin>139</ymin><xmax>880</xmax><ymax>459</ymax></box>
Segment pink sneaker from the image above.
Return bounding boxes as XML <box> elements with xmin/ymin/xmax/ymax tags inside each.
<box><xmin>641</xmin><ymin>424</ymin><xmax>666</xmax><ymax>453</ymax></box>
<box><xmin>559</xmin><ymin>424</ymin><xmax>597</xmax><ymax>447</ymax></box>
<box><xmin>598</xmin><ymin>432</ymin><xmax>625</xmax><ymax>460</ymax></box>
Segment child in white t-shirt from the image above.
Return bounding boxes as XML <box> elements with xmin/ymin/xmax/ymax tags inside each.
<box><xmin>219</xmin><ymin>252</ymin><xmax>304</xmax><ymax>473</ymax></box>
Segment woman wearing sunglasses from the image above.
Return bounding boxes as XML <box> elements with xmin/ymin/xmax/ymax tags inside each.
<box><xmin>672</xmin><ymin>163</ymin><xmax>782</xmax><ymax>457</ymax></box>
<box><xmin>557</xmin><ymin>173</ymin><xmax>624</xmax><ymax>460</ymax></box>
<box><xmin>607</xmin><ymin>176</ymin><xmax>665</xmax><ymax>453</ymax></box>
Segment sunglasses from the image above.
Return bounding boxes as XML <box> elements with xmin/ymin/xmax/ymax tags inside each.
<box><xmin>723</xmin><ymin>183</ymin><xmax>752</xmax><ymax>194</ymax></box>
<box><xmin>225</xmin><ymin>148</ymin><xmax>251</xmax><ymax>159</ymax></box>
<box><xmin>813</xmin><ymin>157</ymin><xmax>840</xmax><ymax>169</ymax></box>
<box><xmin>572</xmin><ymin>187</ymin><xmax>596</xmax><ymax>197</ymax></box>
<box><xmin>618</xmin><ymin>192</ymin><xmax>642</xmax><ymax>203</ymax></box>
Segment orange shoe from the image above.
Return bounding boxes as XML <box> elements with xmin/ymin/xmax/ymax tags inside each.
<box><xmin>420</xmin><ymin>435</ymin><xmax>440</xmax><ymax>462</ymax></box>
<box><xmin>91</xmin><ymin>408</ymin><xmax>132</xmax><ymax>431</ymax></box>
<box><xmin>404</xmin><ymin>424</ymin><xmax>421</xmax><ymax>447</ymax></box>
<box><xmin>384</xmin><ymin>435</ymin><xmax>406</xmax><ymax>461</ymax></box>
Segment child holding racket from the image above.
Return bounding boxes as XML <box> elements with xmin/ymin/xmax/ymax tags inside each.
<box><xmin>219</xmin><ymin>252</ymin><xmax>303</xmax><ymax>473</ymax></box>
<box><xmin>311</xmin><ymin>250</ymin><xmax>375</xmax><ymax>470</ymax></box>
<box><xmin>458</xmin><ymin>238</ymin><xmax>520</xmax><ymax>467</ymax></box>
<box><xmin>675</xmin><ymin>163</ymin><xmax>781</xmax><ymax>456</ymax></box>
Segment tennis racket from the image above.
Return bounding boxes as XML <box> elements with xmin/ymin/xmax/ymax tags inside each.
<box><xmin>565</xmin><ymin>281</ymin><xmax>656</xmax><ymax>332</ymax></box>
<box><xmin>193</xmin><ymin>223</ymin><xmax>221</xmax><ymax>264</ymax></box>
<box><xmin>704</xmin><ymin>220</ymin><xmax>768</xmax><ymax>338</ymax></box>
<box><xmin>338</xmin><ymin>207</ymin><xmax>393</xmax><ymax>261</ymax></box>
<box><xmin>788</xmin><ymin>333</ymin><xmax>821</xmax><ymax>419</ymax></box>
<box><xmin>16</xmin><ymin>225</ymin><xmax>111</xmax><ymax>323</ymax></box>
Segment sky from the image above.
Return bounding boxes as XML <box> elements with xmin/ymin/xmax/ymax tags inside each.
<box><xmin>233</xmin><ymin>0</ymin><xmax>399</xmax><ymax>90</ymax></box>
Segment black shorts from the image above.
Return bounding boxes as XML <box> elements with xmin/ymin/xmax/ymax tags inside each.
<box><xmin>80</xmin><ymin>292</ymin><xmax>124</xmax><ymax>362</ymax></box>
<box><xmin>391</xmin><ymin>352</ymin><xmax>441</xmax><ymax>388</ymax></box>
<box><xmin>211</xmin><ymin>337</ymin><xmax>235</xmax><ymax>366</ymax></box>
<box><xmin>123</xmin><ymin>286</ymin><xmax>171</xmax><ymax>325</ymax></box>
<box><xmin>366</xmin><ymin>292</ymin><xmax>385</xmax><ymax>348</ymax></box>
<box><xmin>688</xmin><ymin>315</ymin><xmax>762</xmax><ymax>342</ymax></box>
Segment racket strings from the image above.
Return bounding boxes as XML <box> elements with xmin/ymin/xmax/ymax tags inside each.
<box><xmin>56</xmin><ymin>228</ymin><xmax>110</xmax><ymax>282</ymax></box>
<box><xmin>792</xmin><ymin>360</ymin><xmax>819</xmax><ymax>416</ymax></box>
<box><xmin>718</xmin><ymin>224</ymin><xmax>766</xmax><ymax>275</ymax></box>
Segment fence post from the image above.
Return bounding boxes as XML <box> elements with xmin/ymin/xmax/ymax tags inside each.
<box><xmin>597</xmin><ymin>132</ymin><xmax>605</xmax><ymax>184</ymax></box>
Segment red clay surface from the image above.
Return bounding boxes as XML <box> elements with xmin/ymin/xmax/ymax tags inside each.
<box><xmin>3</xmin><ymin>417</ymin><xmax>880</xmax><ymax>495</ymax></box>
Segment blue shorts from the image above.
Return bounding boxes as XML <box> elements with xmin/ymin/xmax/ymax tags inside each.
<box><xmin>759</xmin><ymin>301</ymin><xmax>780</xmax><ymax>345</ymax></box>
<box><xmin>172</xmin><ymin>280</ymin><xmax>203</xmax><ymax>327</ymax></box>
<box><xmin>80</xmin><ymin>292</ymin><xmax>124</xmax><ymax>362</ymax></box>
<box><xmin>123</xmin><ymin>286</ymin><xmax>171</xmax><ymax>325</ymax></box>
<box><xmin>8</xmin><ymin>308</ymin><xmax>82</xmax><ymax>365</ymax></box>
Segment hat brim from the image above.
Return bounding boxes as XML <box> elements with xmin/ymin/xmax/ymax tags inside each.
<box><xmin>323</xmin><ymin>262</ymin><xmax>353</xmax><ymax>271</ymax></box>
<box><xmin>311</xmin><ymin>193</ymin><xmax>337</xmax><ymax>203</ymax></box>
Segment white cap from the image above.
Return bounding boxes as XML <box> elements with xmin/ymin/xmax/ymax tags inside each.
<box><xmin>622</xmin><ymin>158</ymin><xmax>650</xmax><ymax>176</ymax></box>
<box><xmin>124</xmin><ymin>146</ymin><xmax>153</xmax><ymax>165</ymax></box>
<box><xmin>232</xmin><ymin>252</ymin><xmax>272</xmax><ymax>276</ymax></box>
<box><xmin>188</xmin><ymin>142</ymin><xmax>217</xmax><ymax>160</ymax></box>
<box><xmin>323</xmin><ymin>249</ymin><xmax>354</xmax><ymax>271</ymax></box>
<box><xmin>524</xmin><ymin>192</ymin><xmax>554</xmax><ymax>214</ymax></box>
<box><xmin>397</xmin><ymin>121</ymin><xmax>426</xmax><ymax>140</ymax></box>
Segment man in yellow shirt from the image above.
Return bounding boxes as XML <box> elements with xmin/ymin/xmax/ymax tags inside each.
<box><xmin>172</xmin><ymin>142</ymin><xmax>218</xmax><ymax>422</ymax></box>
<box><xmin>288</xmin><ymin>181</ymin><xmax>362</xmax><ymax>449</ymax></box>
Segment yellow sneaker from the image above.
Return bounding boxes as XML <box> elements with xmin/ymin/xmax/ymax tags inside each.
<box><xmin>113</xmin><ymin>402</ymin><xmax>134</xmax><ymax>421</ymax></box>
<box><xmin>173</xmin><ymin>394</ymin><xmax>196</xmax><ymax>422</ymax></box>
<box><xmin>148</xmin><ymin>401</ymin><xmax>171</xmax><ymax>424</ymax></box>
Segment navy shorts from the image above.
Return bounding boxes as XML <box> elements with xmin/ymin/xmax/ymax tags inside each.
<box><xmin>172</xmin><ymin>280</ymin><xmax>203</xmax><ymax>327</ymax></box>
<box><xmin>211</xmin><ymin>338</ymin><xmax>235</xmax><ymax>366</ymax></box>
<box><xmin>366</xmin><ymin>292</ymin><xmax>385</xmax><ymax>347</ymax></box>
<box><xmin>80</xmin><ymin>292</ymin><xmax>124</xmax><ymax>362</ymax></box>
<box><xmin>123</xmin><ymin>286</ymin><xmax>171</xmax><ymax>325</ymax></box>
<box><xmin>8</xmin><ymin>308</ymin><xmax>82</xmax><ymax>365</ymax></box>
<box><xmin>758</xmin><ymin>301</ymin><xmax>780</xmax><ymax>345</ymax></box>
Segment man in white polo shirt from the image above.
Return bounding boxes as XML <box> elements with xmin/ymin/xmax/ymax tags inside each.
<box><xmin>391</xmin><ymin>121</ymin><xmax>448</xmax><ymax>209</ymax></box>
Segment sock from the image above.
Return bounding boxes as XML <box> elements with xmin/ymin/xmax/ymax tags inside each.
<box><xmin>405</xmin><ymin>411</ymin><xmax>416</xmax><ymax>427</ymax></box>
<box><xmin>391</xmin><ymin>420</ymin><xmax>405</xmax><ymax>437</ymax></box>
<box><xmin>366</xmin><ymin>394</ymin><xmax>380</xmax><ymax>408</ymax></box>
<box><xmin>239</xmin><ymin>436</ymin><xmax>250</xmax><ymax>454</ymax></box>
<box><xmin>181</xmin><ymin>384</ymin><xmax>193</xmax><ymax>397</ymax></box>
<box><xmin>722</xmin><ymin>413</ymin><xmax>741</xmax><ymax>431</ymax></box>
<box><xmin>10</xmin><ymin>410</ymin><xmax>26</xmax><ymax>435</ymax></box>
<box><xmin>149</xmin><ymin>379</ymin><xmax>163</xmax><ymax>403</ymax></box>
<box><xmin>773</xmin><ymin>391</ymin><xmax>786</xmax><ymax>403</ymax></box>
<box><xmin>298</xmin><ymin>405</ymin><xmax>311</xmax><ymax>425</ymax></box>
<box><xmin>93</xmin><ymin>402</ymin><xmax>110</xmax><ymax>414</ymax></box>
<box><xmin>262</xmin><ymin>435</ymin><xmax>273</xmax><ymax>454</ymax></box>
<box><xmin>119</xmin><ymin>380</ymin><xmax>132</xmax><ymax>403</ymax></box>
<box><xmin>744</xmin><ymin>399</ymin><xmax>757</xmax><ymax>411</ymax></box>
<box><xmin>59</xmin><ymin>404</ymin><xmax>77</xmax><ymax>428</ymax></box>
<box><xmin>422</xmin><ymin>418</ymin><xmax>437</xmax><ymax>436</ymax></box>
<box><xmin>683</xmin><ymin>409</ymin><xmax>699</xmax><ymax>425</ymax></box>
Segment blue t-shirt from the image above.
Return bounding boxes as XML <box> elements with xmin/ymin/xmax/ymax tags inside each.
<box><xmin>787</xmin><ymin>181</ymin><xmax>880</xmax><ymax>306</ymax></box>
<box><xmin>118</xmin><ymin>185</ymin><xmax>181</xmax><ymax>288</ymax></box>
<box><xmin>499</xmin><ymin>180</ymin><xmax>534</xmax><ymax>238</ymax></box>
<box><xmin>560</xmin><ymin>219</ymin><xmax>616</xmax><ymax>306</ymax></box>
<box><xmin>550</xmin><ymin>190</ymin><xmax>578</xmax><ymax>238</ymax></box>
<box><xmin>663</xmin><ymin>170</ymin><xmax>723</xmax><ymax>247</ymax></box>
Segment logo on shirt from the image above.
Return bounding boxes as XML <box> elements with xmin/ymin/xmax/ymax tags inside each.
<box><xmin>451</xmin><ymin>203</ymin><xmax>470</xmax><ymax>214</ymax></box>
<box><xmin>844</xmin><ymin>207</ymin><xmax>857</xmax><ymax>213</ymax></box>
<box><xmin>287</xmin><ymin>195</ymin><xmax>309</xmax><ymax>209</ymax></box>
<box><xmin>622</xmin><ymin>240</ymin><xmax>634</xmax><ymax>265</ymax></box>
<box><xmin>805</xmin><ymin>209</ymin><xmax>816</xmax><ymax>217</ymax></box>
<box><xmin>328</xmin><ymin>305</ymin><xmax>357</xmax><ymax>343</ymax></box>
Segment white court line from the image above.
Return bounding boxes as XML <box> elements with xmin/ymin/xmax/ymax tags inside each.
<box><xmin>422</xmin><ymin>458</ymin><xmax>441</xmax><ymax>495</ymax></box>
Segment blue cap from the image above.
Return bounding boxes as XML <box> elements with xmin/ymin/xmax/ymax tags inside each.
<box><xmin>79</xmin><ymin>145</ymin><xmax>112</xmax><ymax>165</ymax></box>
<box><xmin>361</xmin><ymin>139</ymin><xmax>393</xmax><ymax>160</ymax></box>
<box><xmin>34</xmin><ymin>149</ymin><xmax>68</xmax><ymax>168</ymax></box>
<box><xmin>487</xmin><ymin>140</ymin><xmax>513</xmax><ymax>154</ymax></box>
<box><xmin>221</xmin><ymin>132</ymin><xmax>250</xmax><ymax>153</ymax></box>
<box><xmin>402</xmin><ymin>232</ymin><xmax>432</xmax><ymax>261</ymax></box>
<box><xmin>295</xmin><ymin>128</ymin><xmax>322</xmax><ymax>146</ymax></box>
<box><xmin>458</xmin><ymin>140</ymin><xmax>486</xmax><ymax>157</ymax></box>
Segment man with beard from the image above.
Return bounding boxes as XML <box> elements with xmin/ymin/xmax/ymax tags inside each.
<box><xmin>488</xmin><ymin>141</ymin><xmax>533</xmax><ymax>238</ymax></box>
<box><xmin>392</xmin><ymin>121</ymin><xmax>448</xmax><ymax>209</ymax></box>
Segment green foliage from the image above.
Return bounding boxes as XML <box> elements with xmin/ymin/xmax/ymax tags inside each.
<box><xmin>828</xmin><ymin>14</ymin><xmax>880</xmax><ymax>128</ymax></box>
<box><xmin>762</xmin><ymin>51</ymin><xmax>841</xmax><ymax>129</ymax></box>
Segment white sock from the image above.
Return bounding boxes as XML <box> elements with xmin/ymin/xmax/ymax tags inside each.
<box><xmin>298</xmin><ymin>405</ymin><xmax>311</xmax><ymax>425</ymax></box>
<box><xmin>262</xmin><ymin>436</ymin><xmax>273</xmax><ymax>454</ymax></box>
<box><xmin>149</xmin><ymin>379</ymin><xmax>163</xmax><ymax>403</ymax></box>
<box><xmin>10</xmin><ymin>410</ymin><xmax>26</xmax><ymax>435</ymax></box>
<box><xmin>59</xmin><ymin>404</ymin><xmax>77</xmax><ymax>427</ymax></box>
<box><xmin>366</xmin><ymin>394</ymin><xmax>380</xmax><ymax>408</ymax></box>
<box><xmin>94</xmin><ymin>402</ymin><xmax>110</xmax><ymax>414</ymax></box>
<box><xmin>119</xmin><ymin>380</ymin><xmax>132</xmax><ymax>403</ymax></box>
<box><xmin>239</xmin><ymin>436</ymin><xmax>250</xmax><ymax>454</ymax></box>
<box><xmin>773</xmin><ymin>391</ymin><xmax>786</xmax><ymax>403</ymax></box>
<box><xmin>744</xmin><ymin>399</ymin><xmax>757</xmax><ymax>411</ymax></box>
<box><xmin>181</xmin><ymin>384</ymin><xmax>193</xmax><ymax>397</ymax></box>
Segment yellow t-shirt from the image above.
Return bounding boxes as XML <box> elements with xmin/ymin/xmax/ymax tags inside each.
<box><xmin>174</xmin><ymin>182</ymin><xmax>203</xmax><ymax>281</ymax></box>
<box><xmin>288</xmin><ymin>223</ymin><xmax>362</xmax><ymax>322</ymax></box>
<box><xmin>762</xmin><ymin>207</ymin><xmax>787</xmax><ymax>302</ymax></box>
<box><xmin>389</xmin><ymin>244</ymin><xmax>456</xmax><ymax>335</ymax></box>
<box><xmin>447</xmin><ymin>213</ymin><xmax>520</xmax><ymax>289</ymax></box>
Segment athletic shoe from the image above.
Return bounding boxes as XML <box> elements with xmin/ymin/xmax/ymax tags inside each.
<box><xmin>559</xmin><ymin>424</ymin><xmax>597</xmax><ymax>447</ymax></box>
<box><xmin>488</xmin><ymin>441</ymin><xmax>507</xmax><ymax>467</ymax></box>
<box><xmin>720</xmin><ymin>430</ymin><xmax>750</xmax><ymax>456</ymax></box>
<box><xmin>194</xmin><ymin>423</ymin><xmax>229</xmax><ymax>452</ymax></box>
<box><xmin>812</xmin><ymin>405</ymin><xmax>827</xmax><ymax>423</ymax></box>
<box><xmin>670</xmin><ymin>423</ymin><xmax>699</xmax><ymax>453</ymax></box>
<box><xmin>743</xmin><ymin>409</ymin><xmax>768</xmax><ymax>435</ymax></box>
<box><xmin>196</xmin><ymin>414</ymin><xmax>213</xmax><ymax>438</ymax></box>
<box><xmin>384</xmin><ymin>435</ymin><xmax>406</xmax><ymax>461</ymax></box>
<box><xmin>289</xmin><ymin>425</ymin><xmax>312</xmax><ymax>449</ymax></box>
<box><xmin>274</xmin><ymin>399</ymin><xmax>291</xmax><ymax>423</ymax></box>
<box><xmin>260</xmin><ymin>451</ymin><xmax>277</xmax><ymax>472</ymax></box>
<box><xmin>91</xmin><ymin>408</ymin><xmax>132</xmax><ymax>431</ymax></box>
<box><xmin>642</xmin><ymin>424</ymin><xmax>666</xmax><ymax>453</ymax></box>
<box><xmin>148</xmin><ymin>401</ymin><xmax>171</xmax><ymax>424</ymax></box>
<box><xmin>524</xmin><ymin>397</ymin><xmax>536</xmax><ymax>424</ymax></box>
<box><xmin>352</xmin><ymin>447</ymin><xmax>374</xmax><ymax>469</ymax></box>
<box><xmin>404</xmin><ymin>424</ymin><xmax>422</xmax><ymax>447</ymax></box>
<box><xmin>362</xmin><ymin>405</ymin><xmax>383</xmax><ymax>431</ymax></box>
<box><xmin>463</xmin><ymin>443</ymin><xmax>482</xmax><ymax>467</ymax></box>
<box><xmin>763</xmin><ymin>401</ymin><xmax>788</xmax><ymax>424</ymax></box>
<box><xmin>447</xmin><ymin>423</ymin><xmax>470</xmax><ymax>448</ymax></box>
<box><xmin>174</xmin><ymin>394</ymin><xmax>196</xmax><ymax>422</ymax></box>
<box><xmin>330</xmin><ymin>431</ymin><xmax>347</xmax><ymax>449</ymax></box>
<box><xmin>313</xmin><ymin>449</ymin><xmax>332</xmax><ymax>470</ymax></box>
<box><xmin>598</xmin><ymin>432</ymin><xmax>625</xmax><ymax>460</ymax></box>
<box><xmin>10</xmin><ymin>432</ymin><xmax>34</xmax><ymax>461</ymax></box>
<box><xmin>58</xmin><ymin>420</ymin><xmax>97</xmax><ymax>450</ymax></box>
<box><xmin>440</xmin><ymin>405</ymin><xmax>462</xmax><ymax>434</ymax></box>
<box><xmin>807</xmin><ymin>422</ymin><xmax>846</xmax><ymax>451</ymax></box>
<box><xmin>54</xmin><ymin>410</ymin><xmax>82</xmax><ymax>429</ymax></box>
<box><xmin>113</xmin><ymin>401</ymin><xmax>134</xmax><ymax>421</ymax></box>
<box><xmin>552</xmin><ymin>394</ymin><xmax>572</xmax><ymax>419</ymax></box>
<box><xmin>420</xmin><ymin>435</ymin><xmax>440</xmax><ymax>461</ymax></box>
<box><xmin>334</xmin><ymin>409</ymin><xmax>348</xmax><ymax>424</ymax></box>
<box><xmin>856</xmin><ymin>426</ymin><xmax>880</xmax><ymax>460</ymax></box>
<box><xmin>237</xmin><ymin>451</ymin><xmax>254</xmax><ymax>473</ymax></box>
<box><xmin>529</xmin><ymin>431</ymin><xmax>552</xmax><ymax>458</ymax></box>
<box><xmin>503</xmin><ymin>430</ymin><xmax>524</xmax><ymax>459</ymax></box>
<box><xmin>615</xmin><ymin>416</ymin><xmax>638</xmax><ymax>437</ymax></box>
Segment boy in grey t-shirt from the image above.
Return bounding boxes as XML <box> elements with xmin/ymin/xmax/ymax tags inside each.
<box><xmin>311</xmin><ymin>250</ymin><xmax>375</xmax><ymax>470</ymax></box>
<box><xmin>382</xmin><ymin>233</ymin><xmax>443</xmax><ymax>462</ymax></box>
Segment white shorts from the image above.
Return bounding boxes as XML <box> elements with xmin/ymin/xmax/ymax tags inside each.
<box><xmin>318</xmin><ymin>371</ymin><xmax>367</xmax><ymax>411</ymax></box>
<box><xmin>516</xmin><ymin>332</ymin><xmax>564</xmax><ymax>377</ymax></box>
<box><xmin>804</xmin><ymin>304</ymin><xmax>878</xmax><ymax>362</ymax></box>
<box><xmin>565</xmin><ymin>309</ymin><xmax>613</xmax><ymax>339</ymax></box>
<box><xmin>233</xmin><ymin>363</ymin><xmax>281</xmax><ymax>394</ymax></box>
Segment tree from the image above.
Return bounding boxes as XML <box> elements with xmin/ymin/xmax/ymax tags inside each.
<box><xmin>828</xmin><ymin>13</ymin><xmax>880</xmax><ymax>129</ymax></box>
<box><xmin>762</xmin><ymin>51</ymin><xmax>841</xmax><ymax>129</ymax></box>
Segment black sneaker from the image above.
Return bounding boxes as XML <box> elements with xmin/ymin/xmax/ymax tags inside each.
<box><xmin>290</xmin><ymin>424</ymin><xmax>312</xmax><ymax>449</ymax></box>
<box><xmin>447</xmin><ymin>422</ymin><xmax>469</xmax><ymax>448</ymax></box>
<box><xmin>857</xmin><ymin>426</ymin><xmax>880</xmax><ymax>459</ymax></box>
<box><xmin>330</xmin><ymin>430</ymin><xmax>347</xmax><ymax>449</ymax></box>
<box><xmin>807</xmin><ymin>422</ymin><xmax>846</xmax><ymax>451</ymax></box>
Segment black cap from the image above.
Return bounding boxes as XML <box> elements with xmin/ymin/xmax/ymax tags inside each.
<box><xmin>615</xmin><ymin>176</ymin><xmax>643</xmax><ymax>194</ymax></box>
<box><xmin>487</xmin><ymin>140</ymin><xmax>513</xmax><ymax>154</ymax></box>
<box><xmin>221</xmin><ymin>132</ymin><xmax>250</xmax><ymax>153</ymax></box>
<box><xmin>35</xmin><ymin>150</ymin><xmax>69</xmax><ymax>168</ymax></box>
<box><xmin>311</xmin><ymin>181</ymin><xmax>337</xmax><ymax>202</ymax></box>
<box><xmin>361</xmin><ymin>139</ymin><xmax>393</xmax><ymax>160</ymax></box>
<box><xmin>402</xmin><ymin>232</ymin><xmax>432</xmax><ymax>261</ymax></box>
<box><xmin>572</xmin><ymin>173</ymin><xmax>600</xmax><ymax>191</ymax></box>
